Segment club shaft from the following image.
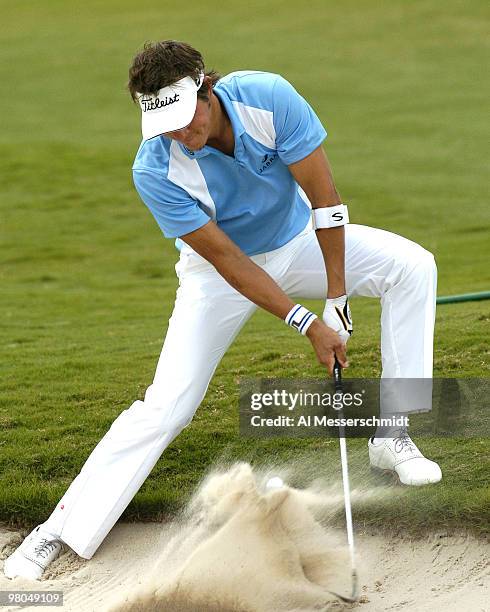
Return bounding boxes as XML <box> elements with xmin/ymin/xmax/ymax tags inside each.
<box><xmin>333</xmin><ymin>359</ymin><xmax>358</xmax><ymax>599</ymax></box>
<box><xmin>339</xmin><ymin>431</ymin><xmax>356</xmax><ymax>567</ymax></box>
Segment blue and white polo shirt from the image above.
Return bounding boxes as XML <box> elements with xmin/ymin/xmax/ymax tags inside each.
<box><xmin>132</xmin><ymin>71</ymin><xmax>327</xmax><ymax>255</ymax></box>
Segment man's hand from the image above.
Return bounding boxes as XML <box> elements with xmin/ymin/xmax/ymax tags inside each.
<box><xmin>306</xmin><ymin>318</ymin><xmax>349</xmax><ymax>374</ymax></box>
<box><xmin>323</xmin><ymin>294</ymin><xmax>353</xmax><ymax>345</ymax></box>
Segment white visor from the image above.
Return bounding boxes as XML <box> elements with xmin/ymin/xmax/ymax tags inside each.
<box><xmin>138</xmin><ymin>72</ymin><xmax>205</xmax><ymax>140</ymax></box>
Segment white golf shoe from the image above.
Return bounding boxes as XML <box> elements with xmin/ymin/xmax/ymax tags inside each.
<box><xmin>3</xmin><ymin>526</ymin><xmax>63</xmax><ymax>580</ymax></box>
<box><xmin>369</xmin><ymin>432</ymin><xmax>442</xmax><ymax>486</ymax></box>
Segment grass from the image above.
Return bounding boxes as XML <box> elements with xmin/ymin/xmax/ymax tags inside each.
<box><xmin>1</xmin><ymin>0</ymin><xmax>489</xmax><ymax>536</ymax></box>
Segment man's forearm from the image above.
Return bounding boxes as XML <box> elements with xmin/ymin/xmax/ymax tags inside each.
<box><xmin>181</xmin><ymin>221</ymin><xmax>294</xmax><ymax>320</ymax></box>
<box><xmin>315</xmin><ymin>226</ymin><xmax>346</xmax><ymax>298</ymax></box>
<box><xmin>209</xmin><ymin>249</ymin><xmax>295</xmax><ymax>319</ymax></box>
<box><xmin>288</xmin><ymin>147</ymin><xmax>347</xmax><ymax>299</ymax></box>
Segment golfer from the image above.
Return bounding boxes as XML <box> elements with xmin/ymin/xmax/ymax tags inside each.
<box><xmin>5</xmin><ymin>40</ymin><xmax>442</xmax><ymax>580</ymax></box>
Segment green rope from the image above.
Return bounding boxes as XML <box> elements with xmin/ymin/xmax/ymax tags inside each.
<box><xmin>437</xmin><ymin>291</ymin><xmax>490</xmax><ymax>305</ymax></box>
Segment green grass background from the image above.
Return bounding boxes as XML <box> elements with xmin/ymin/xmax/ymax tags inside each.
<box><xmin>1</xmin><ymin>0</ymin><xmax>489</xmax><ymax>534</ymax></box>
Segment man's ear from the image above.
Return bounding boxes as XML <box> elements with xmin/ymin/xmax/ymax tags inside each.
<box><xmin>197</xmin><ymin>83</ymin><xmax>211</xmax><ymax>104</ymax></box>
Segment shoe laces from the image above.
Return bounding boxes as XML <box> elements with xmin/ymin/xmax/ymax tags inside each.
<box><xmin>34</xmin><ymin>538</ymin><xmax>59</xmax><ymax>559</ymax></box>
<box><xmin>393</xmin><ymin>430</ymin><xmax>417</xmax><ymax>454</ymax></box>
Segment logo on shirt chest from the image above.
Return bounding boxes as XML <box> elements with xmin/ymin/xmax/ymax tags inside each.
<box><xmin>258</xmin><ymin>153</ymin><xmax>278</xmax><ymax>174</ymax></box>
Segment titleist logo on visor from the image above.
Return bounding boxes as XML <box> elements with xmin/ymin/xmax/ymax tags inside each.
<box><xmin>140</xmin><ymin>93</ymin><xmax>180</xmax><ymax>112</ymax></box>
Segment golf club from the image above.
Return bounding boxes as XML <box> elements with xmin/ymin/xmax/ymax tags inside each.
<box><xmin>330</xmin><ymin>357</ymin><xmax>359</xmax><ymax>603</ymax></box>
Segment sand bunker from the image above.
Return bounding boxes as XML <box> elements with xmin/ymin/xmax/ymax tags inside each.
<box><xmin>0</xmin><ymin>462</ymin><xmax>488</xmax><ymax>611</ymax></box>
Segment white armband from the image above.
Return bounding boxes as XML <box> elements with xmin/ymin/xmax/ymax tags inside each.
<box><xmin>312</xmin><ymin>204</ymin><xmax>349</xmax><ymax>229</ymax></box>
<box><xmin>285</xmin><ymin>304</ymin><xmax>317</xmax><ymax>335</ymax></box>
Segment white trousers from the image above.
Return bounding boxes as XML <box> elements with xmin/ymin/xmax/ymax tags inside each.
<box><xmin>43</xmin><ymin>224</ymin><xmax>436</xmax><ymax>558</ymax></box>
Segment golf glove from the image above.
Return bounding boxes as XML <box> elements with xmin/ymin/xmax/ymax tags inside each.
<box><xmin>323</xmin><ymin>294</ymin><xmax>353</xmax><ymax>344</ymax></box>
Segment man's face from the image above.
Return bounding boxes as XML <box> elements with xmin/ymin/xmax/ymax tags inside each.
<box><xmin>164</xmin><ymin>97</ymin><xmax>211</xmax><ymax>151</ymax></box>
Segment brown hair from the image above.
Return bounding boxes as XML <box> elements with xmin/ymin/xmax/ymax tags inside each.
<box><xmin>127</xmin><ymin>40</ymin><xmax>221</xmax><ymax>102</ymax></box>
